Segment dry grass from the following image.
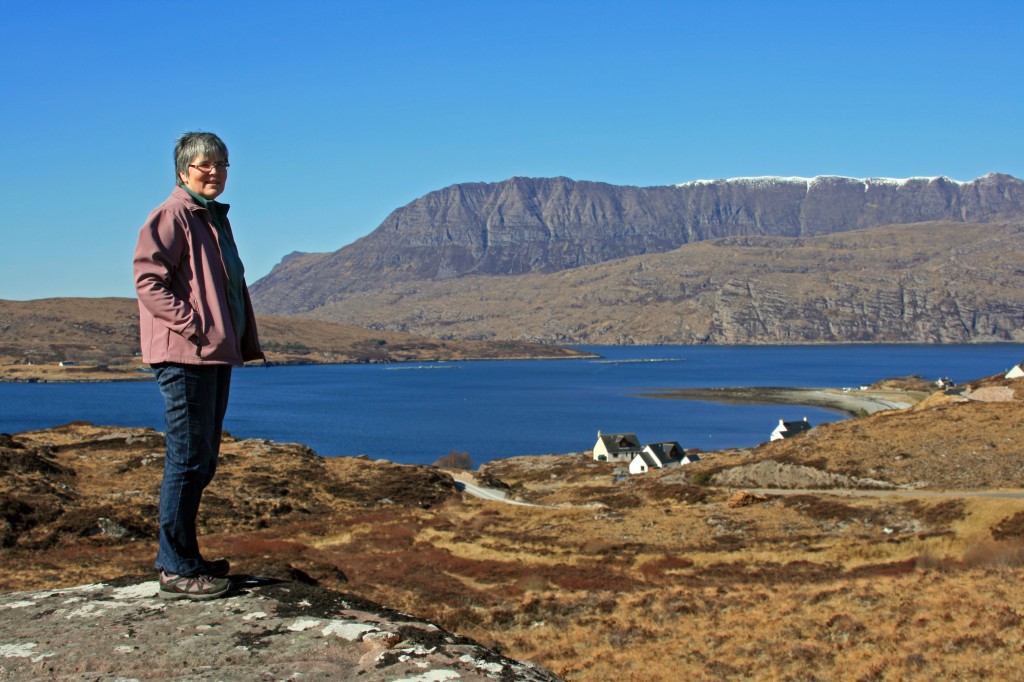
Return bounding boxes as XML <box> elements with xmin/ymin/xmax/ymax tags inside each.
<box><xmin>320</xmin><ymin>488</ymin><xmax>1024</xmax><ymax>681</ymax></box>
<box><xmin>501</xmin><ymin>571</ymin><xmax>1024</xmax><ymax>681</ymax></box>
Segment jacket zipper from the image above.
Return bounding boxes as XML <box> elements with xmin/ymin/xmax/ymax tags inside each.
<box><xmin>190</xmin><ymin>296</ymin><xmax>204</xmax><ymax>358</ymax></box>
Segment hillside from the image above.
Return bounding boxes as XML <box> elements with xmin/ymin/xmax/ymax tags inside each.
<box><xmin>3</xmin><ymin>371</ymin><xmax>1024</xmax><ymax>679</ymax></box>
<box><xmin>0</xmin><ymin>298</ymin><xmax>588</xmax><ymax>379</ymax></box>
<box><xmin>262</xmin><ymin>221</ymin><xmax>1024</xmax><ymax>344</ymax></box>
<box><xmin>248</xmin><ymin>174</ymin><xmax>1024</xmax><ymax>344</ymax></box>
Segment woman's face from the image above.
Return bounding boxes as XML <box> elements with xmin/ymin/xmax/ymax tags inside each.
<box><xmin>179</xmin><ymin>154</ymin><xmax>228</xmax><ymax>200</ymax></box>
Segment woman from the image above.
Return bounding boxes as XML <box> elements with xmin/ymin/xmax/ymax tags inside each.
<box><xmin>133</xmin><ymin>131</ymin><xmax>263</xmax><ymax>600</ymax></box>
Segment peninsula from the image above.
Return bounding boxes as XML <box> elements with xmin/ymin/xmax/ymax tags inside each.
<box><xmin>643</xmin><ymin>385</ymin><xmax>926</xmax><ymax>416</ymax></box>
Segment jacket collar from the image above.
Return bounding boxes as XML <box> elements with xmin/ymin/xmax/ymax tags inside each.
<box><xmin>173</xmin><ymin>185</ymin><xmax>230</xmax><ymax>215</ymax></box>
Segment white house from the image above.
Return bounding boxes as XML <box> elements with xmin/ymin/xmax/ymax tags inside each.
<box><xmin>1006</xmin><ymin>365</ymin><xmax>1024</xmax><ymax>379</ymax></box>
<box><xmin>629</xmin><ymin>441</ymin><xmax>698</xmax><ymax>474</ymax></box>
<box><xmin>770</xmin><ymin>417</ymin><xmax>811</xmax><ymax>441</ymax></box>
<box><xmin>629</xmin><ymin>450</ymin><xmax>661</xmax><ymax>474</ymax></box>
<box><xmin>595</xmin><ymin>432</ymin><xmax>698</xmax><ymax>473</ymax></box>
<box><xmin>643</xmin><ymin>441</ymin><xmax>684</xmax><ymax>463</ymax></box>
<box><xmin>592</xmin><ymin>431</ymin><xmax>642</xmax><ymax>463</ymax></box>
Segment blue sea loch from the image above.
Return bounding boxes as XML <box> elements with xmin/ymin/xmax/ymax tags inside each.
<box><xmin>1</xmin><ymin>344</ymin><xmax>1021</xmax><ymax>466</ymax></box>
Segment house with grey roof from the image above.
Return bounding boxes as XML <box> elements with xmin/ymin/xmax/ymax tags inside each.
<box><xmin>593</xmin><ymin>432</ymin><xmax>699</xmax><ymax>474</ymax></box>
<box><xmin>629</xmin><ymin>441</ymin><xmax>698</xmax><ymax>474</ymax></box>
<box><xmin>770</xmin><ymin>417</ymin><xmax>811</xmax><ymax>441</ymax></box>
<box><xmin>643</xmin><ymin>441</ymin><xmax>684</xmax><ymax>462</ymax></box>
<box><xmin>592</xmin><ymin>431</ymin><xmax>642</xmax><ymax>463</ymax></box>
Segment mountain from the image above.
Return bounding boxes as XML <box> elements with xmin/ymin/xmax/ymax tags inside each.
<box><xmin>249</xmin><ymin>173</ymin><xmax>1024</xmax><ymax>343</ymax></box>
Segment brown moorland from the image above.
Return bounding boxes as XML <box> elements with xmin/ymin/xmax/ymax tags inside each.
<box><xmin>0</xmin><ymin>297</ymin><xmax>590</xmax><ymax>381</ymax></box>
<box><xmin>3</xmin><ymin>372</ymin><xmax>1024</xmax><ymax>680</ymax></box>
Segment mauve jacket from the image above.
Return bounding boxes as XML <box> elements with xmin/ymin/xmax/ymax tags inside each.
<box><xmin>133</xmin><ymin>186</ymin><xmax>263</xmax><ymax>366</ymax></box>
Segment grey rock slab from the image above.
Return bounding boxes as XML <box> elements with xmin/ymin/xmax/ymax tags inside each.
<box><xmin>0</xmin><ymin>575</ymin><xmax>561</xmax><ymax>681</ymax></box>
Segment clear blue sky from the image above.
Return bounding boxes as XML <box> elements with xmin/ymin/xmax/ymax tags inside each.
<box><xmin>2</xmin><ymin>0</ymin><xmax>1021</xmax><ymax>300</ymax></box>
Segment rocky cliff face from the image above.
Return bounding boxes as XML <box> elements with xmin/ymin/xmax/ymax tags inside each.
<box><xmin>251</xmin><ymin>173</ymin><xmax>1024</xmax><ymax>321</ymax></box>
<box><xmin>251</xmin><ymin>173</ymin><xmax>1024</xmax><ymax>342</ymax></box>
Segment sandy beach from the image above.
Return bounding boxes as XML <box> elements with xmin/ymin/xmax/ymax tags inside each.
<box><xmin>642</xmin><ymin>386</ymin><xmax>921</xmax><ymax>416</ymax></box>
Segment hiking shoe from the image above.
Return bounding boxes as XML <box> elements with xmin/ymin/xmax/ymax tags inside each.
<box><xmin>203</xmin><ymin>558</ymin><xmax>230</xmax><ymax>578</ymax></box>
<box><xmin>159</xmin><ymin>571</ymin><xmax>231</xmax><ymax>601</ymax></box>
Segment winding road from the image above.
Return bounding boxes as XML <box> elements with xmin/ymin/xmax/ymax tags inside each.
<box><xmin>451</xmin><ymin>476</ymin><xmax>543</xmax><ymax>507</ymax></box>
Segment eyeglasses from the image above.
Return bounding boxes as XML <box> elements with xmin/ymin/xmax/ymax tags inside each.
<box><xmin>189</xmin><ymin>162</ymin><xmax>230</xmax><ymax>173</ymax></box>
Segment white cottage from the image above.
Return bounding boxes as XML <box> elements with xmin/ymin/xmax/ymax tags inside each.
<box><xmin>770</xmin><ymin>417</ymin><xmax>811</xmax><ymax>441</ymax></box>
<box><xmin>643</xmin><ymin>441</ymin><xmax>684</xmax><ymax>463</ymax></box>
<box><xmin>629</xmin><ymin>450</ymin><xmax>661</xmax><ymax>474</ymax></box>
<box><xmin>629</xmin><ymin>441</ymin><xmax>696</xmax><ymax>474</ymax></box>
<box><xmin>592</xmin><ymin>431</ymin><xmax>642</xmax><ymax>463</ymax></box>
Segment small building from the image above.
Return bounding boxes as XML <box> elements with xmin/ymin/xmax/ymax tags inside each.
<box><xmin>630</xmin><ymin>442</ymin><xmax>698</xmax><ymax>474</ymax></box>
<box><xmin>628</xmin><ymin>450</ymin><xmax>661</xmax><ymax>475</ymax></box>
<box><xmin>596</xmin><ymin>433</ymin><xmax>697</xmax><ymax>474</ymax></box>
<box><xmin>1006</xmin><ymin>365</ymin><xmax>1024</xmax><ymax>379</ymax></box>
<box><xmin>770</xmin><ymin>417</ymin><xmax>810</xmax><ymax>441</ymax></box>
<box><xmin>643</xmin><ymin>441</ymin><xmax>685</xmax><ymax>463</ymax></box>
<box><xmin>592</xmin><ymin>431</ymin><xmax>642</xmax><ymax>463</ymax></box>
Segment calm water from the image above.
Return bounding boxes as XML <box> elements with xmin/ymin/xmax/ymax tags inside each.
<box><xmin>2</xmin><ymin>345</ymin><xmax>1021</xmax><ymax>466</ymax></box>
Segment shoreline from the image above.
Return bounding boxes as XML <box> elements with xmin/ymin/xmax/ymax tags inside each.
<box><xmin>641</xmin><ymin>386</ymin><xmax>922</xmax><ymax>416</ymax></box>
<box><xmin>0</xmin><ymin>352</ymin><xmax>601</xmax><ymax>383</ymax></box>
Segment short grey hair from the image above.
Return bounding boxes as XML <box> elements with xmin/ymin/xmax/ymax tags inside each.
<box><xmin>174</xmin><ymin>131</ymin><xmax>229</xmax><ymax>185</ymax></box>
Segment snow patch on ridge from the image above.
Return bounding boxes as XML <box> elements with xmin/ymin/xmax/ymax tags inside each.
<box><xmin>675</xmin><ymin>175</ymin><xmax>969</xmax><ymax>189</ymax></box>
<box><xmin>677</xmin><ymin>176</ymin><xmax>811</xmax><ymax>188</ymax></box>
<box><xmin>861</xmin><ymin>176</ymin><xmax>968</xmax><ymax>187</ymax></box>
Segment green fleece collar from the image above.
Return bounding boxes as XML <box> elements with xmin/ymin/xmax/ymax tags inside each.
<box><xmin>179</xmin><ymin>184</ymin><xmax>230</xmax><ymax>214</ymax></box>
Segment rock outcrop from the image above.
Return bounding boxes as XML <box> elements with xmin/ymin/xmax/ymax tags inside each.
<box><xmin>712</xmin><ymin>459</ymin><xmax>897</xmax><ymax>490</ymax></box>
<box><xmin>0</xmin><ymin>576</ymin><xmax>561</xmax><ymax>681</ymax></box>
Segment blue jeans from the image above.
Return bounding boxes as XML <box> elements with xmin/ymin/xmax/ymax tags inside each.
<box><xmin>153</xmin><ymin>363</ymin><xmax>232</xmax><ymax>576</ymax></box>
